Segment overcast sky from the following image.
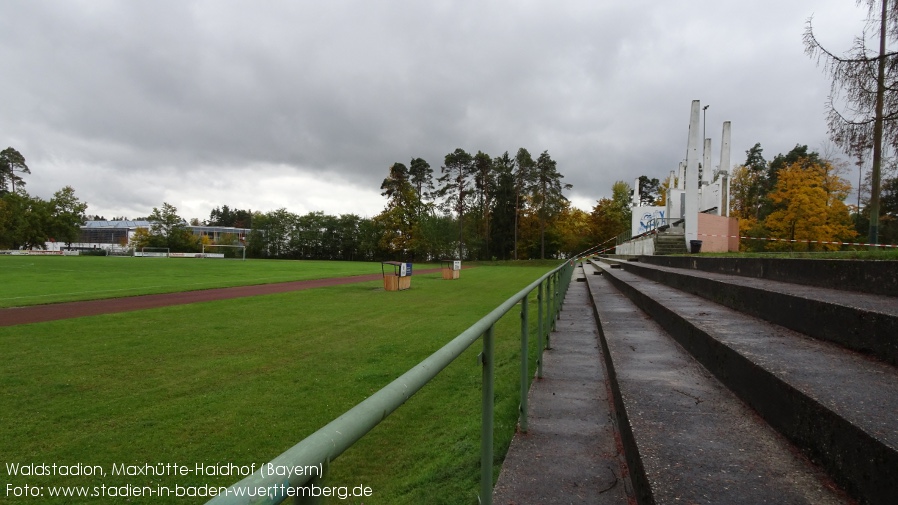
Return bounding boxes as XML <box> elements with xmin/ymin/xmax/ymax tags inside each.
<box><xmin>0</xmin><ymin>0</ymin><xmax>872</xmax><ymax>221</ymax></box>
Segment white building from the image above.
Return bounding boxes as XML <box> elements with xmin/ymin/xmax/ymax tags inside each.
<box><xmin>50</xmin><ymin>220</ymin><xmax>250</xmax><ymax>254</ymax></box>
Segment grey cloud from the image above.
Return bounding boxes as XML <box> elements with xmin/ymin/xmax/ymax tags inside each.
<box><xmin>0</xmin><ymin>0</ymin><xmax>871</xmax><ymax>220</ymax></box>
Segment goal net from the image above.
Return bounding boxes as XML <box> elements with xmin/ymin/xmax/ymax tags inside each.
<box><xmin>202</xmin><ymin>244</ymin><xmax>246</xmax><ymax>260</ymax></box>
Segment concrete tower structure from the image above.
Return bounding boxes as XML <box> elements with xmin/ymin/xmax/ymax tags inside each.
<box><xmin>719</xmin><ymin>121</ymin><xmax>732</xmax><ymax>216</ymax></box>
<box><xmin>684</xmin><ymin>100</ymin><xmax>702</xmax><ymax>246</ymax></box>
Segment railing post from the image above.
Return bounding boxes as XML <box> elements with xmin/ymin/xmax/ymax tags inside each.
<box><xmin>546</xmin><ymin>274</ymin><xmax>551</xmax><ymax>326</ymax></box>
<box><xmin>480</xmin><ymin>325</ymin><xmax>495</xmax><ymax>505</ymax></box>
<box><xmin>519</xmin><ymin>293</ymin><xmax>529</xmax><ymax>433</ymax></box>
<box><xmin>558</xmin><ymin>269</ymin><xmax>563</xmax><ymax>305</ymax></box>
<box><xmin>537</xmin><ymin>281</ymin><xmax>544</xmax><ymax>379</ymax></box>
<box><xmin>554</xmin><ymin>271</ymin><xmax>560</xmax><ymax>322</ymax></box>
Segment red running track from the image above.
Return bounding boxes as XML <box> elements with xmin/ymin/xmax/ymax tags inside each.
<box><xmin>0</xmin><ymin>270</ymin><xmax>445</xmax><ymax>327</ymax></box>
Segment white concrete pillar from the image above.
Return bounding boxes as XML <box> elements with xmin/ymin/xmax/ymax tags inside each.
<box><xmin>719</xmin><ymin>121</ymin><xmax>732</xmax><ymax>216</ymax></box>
<box><xmin>685</xmin><ymin>100</ymin><xmax>701</xmax><ymax>246</ymax></box>
<box><xmin>678</xmin><ymin>161</ymin><xmax>685</xmax><ymax>190</ymax></box>
<box><xmin>633</xmin><ymin>177</ymin><xmax>640</xmax><ymax>206</ymax></box>
<box><xmin>720</xmin><ymin>173</ymin><xmax>730</xmax><ymax>217</ymax></box>
<box><xmin>666</xmin><ymin>170</ymin><xmax>675</xmax><ymax>225</ymax></box>
<box><xmin>702</xmin><ymin>138</ymin><xmax>712</xmax><ymax>186</ymax></box>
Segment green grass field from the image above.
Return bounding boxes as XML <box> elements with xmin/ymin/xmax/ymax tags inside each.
<box><xmin>0</xmin><ymin>259</ymin><xmax>559</xmax><ymax>504</ymax></box>
<box><xmin>0</xmin><ymin>256</ymin><xmax>438</xmax><ymax>308</ymax></box>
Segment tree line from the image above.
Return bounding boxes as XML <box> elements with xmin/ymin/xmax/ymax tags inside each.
<box><xmin>0</xmin><ymin>143</ymin><xmax>592</xmax><ymax>260</ymax></box>
<box><xmin>8</xmin><ymin>136</ymin><xmax>886</xmax><ymax>259</ymax></box>
<box><xmin>0</xmin><ymin>147</ymin><xmax>88</xmax><ymax>250</ymax></box>
<box><xmin>214</xmin><ymin>147</ymin><xmax>580</xmax><ymax>261</ymax></box>
<box><xmin>731</xmin><ymin>143</ymin><xmax>897</xmax><ymax>249</ymax></box>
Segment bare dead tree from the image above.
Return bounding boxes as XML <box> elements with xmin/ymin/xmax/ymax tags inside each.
<box><xmin>804</xmin><ymin>0</ymin><xmax>898</xmax><ymax>243</ymax></box>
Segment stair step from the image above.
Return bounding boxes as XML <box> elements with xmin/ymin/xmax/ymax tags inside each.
<box><xmin>492</xmin><ymin>267</ymin><xmax>633</xmax><ymax>503</ymax></box>
<box><xmin>652</xmin><ymin>235</ymin><xmax>687</xmax><ymax>256</ymax></box>
<box><xmin>583</xmin><ymin>262</ymin><xmax>849</xmax><ymax>504</ymax></box>
<box><xmin>639</xmin><ymin>256</ymin><xmax>898</xmax><ymax>297</ymax></box>
<box><xmin>590</xmin><ymin>260</ymin><xmax>898</xmax><ymax>505</ymax></box>
<box><xmin>611</xmin><ymin>260</ymin><xmax>898</xmax><ymax>366</ymax></box>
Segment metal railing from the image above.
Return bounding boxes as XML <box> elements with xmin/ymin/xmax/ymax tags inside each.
<box><xmin>615</xmin><ymin>228</ymin><xmax>633</xmax><ymax>246</ymax></box>
<box><xmin>207</xmin><ymin>260</ymin><xmax>576</xmax><ymax>505</ymax></box>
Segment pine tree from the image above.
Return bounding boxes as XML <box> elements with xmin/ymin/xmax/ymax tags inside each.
<box><xmin>804</xmin><ymin>0</ymin><xmax>898</xmax><ymax>243</ymax></box>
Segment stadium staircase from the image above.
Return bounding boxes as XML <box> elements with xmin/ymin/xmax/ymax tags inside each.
<box><xmin>494</xmin><ymin>256</ymin><xmax>897</xmax><ymax>505</ymax></box>
<box><xmin>652</xmin><ymin>232</ymin><xmax>687</xmax><ymax>255</ymax></box>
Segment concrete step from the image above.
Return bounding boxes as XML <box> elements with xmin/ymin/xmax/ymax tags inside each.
<box><xmin>492</xmin><ymin>266</ymin><xmax>633</xmax><ymax>504</ymax></box>
<box><xmin>602</xmin><ymin>259</ymin><xmax>898</xmax><ymax>366</ymax></box>
<box><xmin>583</xmin><ymin>262</ymin><xmax>849</xmax><ymax>504</ymax></box>
<box><xmin>638</xmin><ymin>256</ymin><xmax>898</xmax><ymax>297</ymax></box>
<box><xmin>653</xmin><ymin>235</ymin><xmax>687</xmax><ymax>256</ymax></box>
<box><xmin>588</xmin><ymin>260</ymin><xmax>898</xmax><ymax>505</ymax></box>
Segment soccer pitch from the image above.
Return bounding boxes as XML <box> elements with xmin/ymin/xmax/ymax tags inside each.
<box><xmin>0</xmin><ymin>259</ymin><xmax>554</xmax><ymax>504</ymax></box>
<box><xmin>0</xmin><ymin>256</ymin><xmax>424</xmax><ymax>308</ymax></box>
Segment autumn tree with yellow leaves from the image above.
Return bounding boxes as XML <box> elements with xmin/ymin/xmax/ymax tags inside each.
<box><xmin>553</xmin><ymin>202</ymin><xmax>594</xmax><ymax>257</ymax></box>
<box><xmin>763</xmin><ymin>159</ymin><xmax>856</xmax><ymax>251</ymax></box>
<box><xmin>729</xmin><ymin>144</ymin><xmax>858</xmax><ymax>251</ymax></box>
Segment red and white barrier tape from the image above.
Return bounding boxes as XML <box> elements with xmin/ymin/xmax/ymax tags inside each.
<box><xmin>588</xmin><ymin>232</ymin><xmax>896</xmax><ymax>256</ymax></box>
<box><xmin>697</xmin><ymin>233</ymin><xmax>898</xmax><ymax>249</ymax></box>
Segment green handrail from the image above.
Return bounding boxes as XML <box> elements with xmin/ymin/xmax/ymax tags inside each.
<box><xmin>207</xmin><ymin>260</ymin><xmax>576</xmax><ymax>505</ymax></box>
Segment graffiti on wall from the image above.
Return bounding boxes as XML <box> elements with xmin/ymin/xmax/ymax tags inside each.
<box><xmin>634</xmin><ymin>207</ymin><xmax>666</xmax><ymax>235</ymax></box>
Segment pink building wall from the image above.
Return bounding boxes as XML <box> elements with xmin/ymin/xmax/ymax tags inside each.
<box><xmin>697</xmin><ymin>214</ymin><xmax>739</xmax><ymax>252</ymax></box>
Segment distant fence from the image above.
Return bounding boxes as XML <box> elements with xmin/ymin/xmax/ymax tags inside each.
<box><xmin>207</xmin><ymin>259</ymin><xmax>577</xmax><ymax>505</ymax></box>
<box><xmin>0</xmin><ymin>250</ymin><xmax>79</xmax><ymax>256</ymax></box>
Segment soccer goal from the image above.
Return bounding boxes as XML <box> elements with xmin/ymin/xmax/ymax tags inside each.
<box><xmin>136</xmin><ymin>247</ymin><xmax>170</xmax><ymax>257</ymax></box>
<box><xmin>202</xmin><ymin>244</ymin><xmax>246</xmax><ymax>260</ymax></box>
